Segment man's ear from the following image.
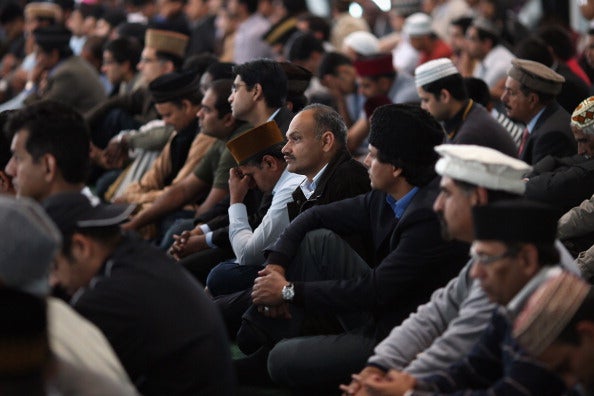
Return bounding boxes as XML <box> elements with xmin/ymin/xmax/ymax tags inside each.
<box><xmin>43</xmin><ymin>154</ymin><xmax>58</xmax><ymax>182</ymax></box>
<box><xmin>320</xmin><ymin>131</ymin><xmax>335</xmax><ymax>152</ymax></box>
<box><xmin>262</xmin><ymin>154</ymin><xmax>278</xmax><ymax>170</ymax></box>
<box><xmin>252</xmin><ymin>83</ymin><xmax>264</xmax><ymax>102</ymax></box>
<box><xmin>0</xmin><ymin>171</ymin><xmax>14</xmax><ymax>194</ymax></box>
<box><xmin>70</xmin><ymin>233</ymin><xmax>93</xmax><ymax>261</ymax></box>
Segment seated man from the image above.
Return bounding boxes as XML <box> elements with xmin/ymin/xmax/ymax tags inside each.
<box><xmin>243</xmin><ymin>104</ymin><xmax>468</xmax><ymax>391</ymax></box>
<box><xmin>357</xmin><ymin>200</ymin><xmax>570</xmax><ymax>395</ymax></box>
<box><xmin>43</xmin><ymin>192</ymin><xmax>235</xmax><ymax>395</ymax></box>
<box><xmin>513</xmin><ymin>271</ymin><xmax>594</xmax><ymax>394</ymax></box>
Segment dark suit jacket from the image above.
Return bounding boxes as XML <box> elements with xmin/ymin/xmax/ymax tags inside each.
<box><xmin>25</xmin><ymin>55</ymin><xmax>106</xmax><ymax>113</ymax></box>
<box><xmin>520</xmin><ymin>102</ymin><xmax>575</xmax><ymax>165</ymax></box>
<box><xmin>267</xmin><ymin>178</ymin><xmax>469</xmax><ymax>341</ymax></box>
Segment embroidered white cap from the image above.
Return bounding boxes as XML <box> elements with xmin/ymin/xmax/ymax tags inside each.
<box><xmin>434</xmin><ymin>144</ymin><xmax>532</xmax><ymax>194</ymax></box>
<box><xmin>415</xmin><ymin>58</ymin><xmax>459</xmax><ymax>87</ymax></box>
<box><xmin>342</xmin><ymin>31</ymin><xmax>379</xmax><ymax>56</ymax></box>
<box><xmin>403</xmin><ymin>12</ymin><xmax>433</xmax><ymax>37</ymax></box>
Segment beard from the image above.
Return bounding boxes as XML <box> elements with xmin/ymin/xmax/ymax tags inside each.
<box><xmin>436</xmin><ymin>211</ymin><xmax>453</xmax><ymax>241</ymax></box>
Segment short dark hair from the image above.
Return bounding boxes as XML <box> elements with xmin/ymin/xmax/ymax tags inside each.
<box><xmin>450</xmin><ymin>16</ymin><xmax>473</xmax><ymax>33</ymax></box>
<box><xmin>286</xmin><ymin>32</ymin><xmax>324</xmax><ymax>62</ymax></box>
<box><xmin>209</xmin><ymin>79</ymin><xmax>233</xmax><ymax>119</ymax></box>
<box><xmin>238</xmin><ymin>0</ymin><xmax>258</xmax><ymax>14</ymax></box>
<box><xmin>104</xmin><ymin>37</ymin><xmax>142</xmax><ymax>67</ymax></box>
<box><xmin>302</xmin><ymin>103</ymin><xmax>347</xmax><ymax>147</ymax></box>
<box><xmin>155</xmin><ymin>50</ymin><xmax>184</xmax><ymax>70</ymax></box>
<box><xmin>537</xmin><ymin>25</ymin><xmax>575</xmax><ymax>61</ymax></box>
<box><xmin>0</xmin><ymin>110</ymin><xmax>16</xmax><ymax>169</ymax></box>
<box><xmin>182</xmin><ymin>53</ymin><xmax>218</xmax><ymax>74</ymax></box>
<box><xmin>475</xmin><ymin>26</ymin><xmax>499</xmax><ymax>47</ymax></box>
<box><xmin>514</xmin><ymin>36</ymin><xmax>553</xmax><ymax>67</ymax></box>
<box><xmin>233</xmin><ymin>59</ymin><xmax>287</xmax><ymax>108</ymax></box>
<box><xmin>0</xmin><ymin>2</ymin><xmax>23</xmax><ymax>24</ymax></box>
<box><xmin>421</xmin><ymin>73</ymin><xmax>467</xmax><ymax>101</ymax></box>
<box><xmin>318</xmin><ymin>51</ymin><xmax>352</xmax><ymax>78</ymax></box>
<box><xmin>5</xmin><ymin>101</ymin><xmax>90</xmax><ymax>184</ymax></box>
<box><xmin>61</xmin><ymin>225</ymin><xmax>121</xmax><ymax>257</ymax></box>
<box><xmin>463</xmin><ymin>77</ymin><xmax>490</xmax><ymax>107</ymax></box>
<box><xmin>298</xmin><ymin>14</ymin><xmax>330</xmax><ymax>42</ymax></box>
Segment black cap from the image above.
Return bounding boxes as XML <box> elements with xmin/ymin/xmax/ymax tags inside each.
<box><xmin>42</xmin><ymin>192</ymin><xmax>135</xmax><ymax>237</ymax></box>
<box><xmin>149</xmin><ymin>70</ymin><xmax>200</xmax><ymax>103</ymax></box>
<box><xmin>472</xmin><ymin>200</ymin><xmax>560</xmax><ymax>245</ymax></box>
<box><xmin>33</xmin><ymin>25</ymin><xmax>71</xmax><ymax>53</ymax></box>
<box><xmin>369</xmin><ymin>103</ymin><xmax>444</xmax><ymax>165</ymax></box>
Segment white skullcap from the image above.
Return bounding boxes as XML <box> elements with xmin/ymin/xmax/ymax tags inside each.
<box><xmin>343</xmin><ymin>31</ymin><xmax>379</xmax><ymax>56</ymax></box>
<box><xmin>415</xmin><ymin>58</ymin><xmax>459</xmax><ymax>87</ymax></box>
<box><xmin>434</xmin><ymin>144</ymin><xmax>532</xmax><ymax>195</ymax></box>
<box><xmin>403</xmin><ymin>12</ymin><xmax>433</xmax><ymax>37</ymax></box>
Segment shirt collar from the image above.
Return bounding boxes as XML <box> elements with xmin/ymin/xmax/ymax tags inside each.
<box><xmin>385</xmin><ymin>186</ymin><xmax>419</xmax><ymax>219</ymax></box>
<box><xmin>506</xmin><ymin>266</ymin><xmax>562</xmax><ymax>318</ymax></box>
<box><xmin>300</xmin><ymin>164</ymin><xmax>328</xmax><ymax>199</ymax></box>
<box><xmin>267</xmin><ymin>108</ymin><xmax>281</xmax><ymax>122</ymax></box>
<box><xmin>526</xmin><ymin>107</ymin><xmax>546</xmax><ymax>133</ymax></box>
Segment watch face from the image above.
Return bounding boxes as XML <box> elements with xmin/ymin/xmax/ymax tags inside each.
<box><xmin>282</xmin><ymin>284</ymin><xmax>294</xmax><ymax>301</ymax></box>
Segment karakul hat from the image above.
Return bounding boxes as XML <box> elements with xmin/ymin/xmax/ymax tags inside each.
<box><xmin>415</xmin><ymin>58</ymin><xmax>460</xmax><ymax>87</ymax></box>
<box><xmin>435</xmin><ymin>144</ymin><xmax>532</xmax><ymax>195</ymax></box>
<box><xmin>24</xmin><ymin>2</ymin><xmax>62</xmax><ymax>21</ymax></box>
<box><xmin>507</xmin><ymin>58</ymin><xmax>565</xmax><ymax>96</ymax></box>
<box><xmin>33</xmin><ymin>25</ymin><xmax>72</xmax><ymax>52</ymax></box>
<box><xmin>513</xmin><ymin>269</ymin><xmax>591</xmax><ymax>356</ymax></box>
<box><xmin>226</xmin><ymin>121</ymin><xmax>285</xmax><ymax>165</ymax></box>
<box><xmin>369</xmin><ymin>103</ymin><xmax>443</xmax><ymax>164</ymax></box>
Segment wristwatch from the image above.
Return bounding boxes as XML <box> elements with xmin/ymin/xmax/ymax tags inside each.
<box><xmin>281</xmin><ymin>282</ymin><xmax>295</xmax><ymax>302</ymax></box>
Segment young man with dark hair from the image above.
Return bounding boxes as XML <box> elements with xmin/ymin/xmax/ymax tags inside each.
<box><xmin>415</xmin><ymin>58</ymin><xmax>517</xmax><ymax>156</ymax></box>
<box><xmin>4</xmin><ymin>100</ymin><xmax>91</xmax><ymax>202</ymax></box>
<box><xmin>242</xmin><ymin>104</ymin><xmax>468</xmax><ymax>392</ymax></box>
<box><xmin>229</xmin><ymin>58</ymin><xmax>293</xmax><ymax>132</ymax></box>
<box><xmin>102</xmin><ymin>37</ymin><xmax>143</xmax><ymax>97</ymax></box>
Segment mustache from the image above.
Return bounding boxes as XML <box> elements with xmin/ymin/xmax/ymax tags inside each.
<box><xmin>284</xmin><ymin>155</ymin><xmax>296</xmax><ymax>161</ymax></box>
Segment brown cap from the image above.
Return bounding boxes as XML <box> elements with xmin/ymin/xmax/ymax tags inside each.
<box><xmin>145</xmin><ymin>29</ymin><xmax>189</xmax><ymax>59</ymax></box>
<box><xmin>24</xmin><ymin>2</ymin><xmax>63</xmax><ymax>22</ymax></box>
<box><xmin>279</xmin><ymin>62</ymin><xmax>312</xmax><ymax>96</ymax></box>
<box><xmin>507</xmin><ymin>58</ymin><xmax>565</xmax><ymax>96</ymax></box>
<box><xmin>226</xmin><ymin>121</ymin><xmax>285</xmax><ymax>165</ymax></box>
<box><xmin>513</xmin><ymin>269</ymin><xmax>591</xmax><ymax>356</ymax></box>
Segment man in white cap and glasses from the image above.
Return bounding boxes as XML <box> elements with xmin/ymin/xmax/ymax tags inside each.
<box><xmin>341</xmin><ymin>144</ymin><xmax>577</xmax><ymax>395</ymax></box>
<box><xmin>415</xmin><ymin>58</ymin><xmax>517</xmax><ymax>156</ymax></box>
<box><xmin>0</xmin><ymin>195</ymin><xmax>137</xmax><ymax>395</ymax></box>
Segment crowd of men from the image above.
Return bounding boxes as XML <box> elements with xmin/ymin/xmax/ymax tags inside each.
<box><xmin>1</xmin><ymin>0</ymin><xmax>594</xmax><ymax>395</ymax></box>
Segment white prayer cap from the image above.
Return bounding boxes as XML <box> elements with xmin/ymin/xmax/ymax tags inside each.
<box><xmin>403</xmin><ymin>12</ymin><xmax>433</xmax><ymax>37</ymax></box>
<box><xmin>415</xmin><ymin>58</ymin><xmax>459</xmax><ymax>87</ymax></box>
<box><xmin>342</xmin><ymin>31</ymin><xmax>379</xmax><ymax>56</ymax></box>
<box><xmin>434</xmin><ymin>144</ymin><xmax>532</xmax><ymax>195</ymax></box>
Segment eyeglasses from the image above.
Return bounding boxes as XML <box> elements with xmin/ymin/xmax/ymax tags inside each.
<box><xmin>469</xmin><ymin>248</ymin><xmax>517</xmax><ymax>266</ymax></box>
<box><xmin>231</xmin><ymin>82</ymin><xmax>249</xmax><ymax>93</ymax></box>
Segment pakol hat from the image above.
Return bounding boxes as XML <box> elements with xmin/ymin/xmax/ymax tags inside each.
<box><xmin>145</xmin><ymin>28</ymin><xmax>189</xmax><ymax>59</ymax></box>
<box><xmin>415</xmin><ymin>58</ymin><xmax>459</xmax><ymax>87</ymax></box>
<box><xmin>507</xmin><ymin>58</ymin><xmax>565</xmax><ymax>96</ymax></box>
<box><xmin>435</xmin><ymin>144</ymin><xmax>532</xmax><ymax>195</ymax></box>
<box><xmin>226</xmin><ymin>121</ymin><xmax>285</xmax><ymax>165</ymax></box>
<box><xmin>472</xmin><ymin>200</ymin><xmax>560</xmax><ymax>245</ymax></box>
<box><xmin>149</xmin><ymin>70</ymin><xmax>201</xmax><ymax>103</ymax></box>
<box><xmin>513</xmin><ymin>269</ymin><xmax>591</xmax><ymax>356</ymax></box>
<box><xmin>354</xmin><ymin>53</ymin><xmax>394</xmax><ymax>77</ymax></box>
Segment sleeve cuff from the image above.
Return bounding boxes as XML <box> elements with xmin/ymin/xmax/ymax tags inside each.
<box><xmin>204</xmin><ymin>232</ymin><xmax>217</xmax><ymax>249</ymax></box>
<box><xmin>199</xmin><ymin>224</ymin><xmax>211</xmax><ymax>234</ymax></box>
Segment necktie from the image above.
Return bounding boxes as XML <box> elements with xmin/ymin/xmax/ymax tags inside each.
<box><xmin>518</xmin><ymin>128</ymin><xmax>529</xmax><ymax>156</ymax></box>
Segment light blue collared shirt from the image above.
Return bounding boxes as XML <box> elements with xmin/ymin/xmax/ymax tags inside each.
<box><xmin>385</xmin><ymin>186</ymin><xmax>419</xmax><ymax>219</ymax></box>
<box><xmin>526</xmin><ymin>107</ymin><xmax>546</xmax><ymax>134</ymax></box>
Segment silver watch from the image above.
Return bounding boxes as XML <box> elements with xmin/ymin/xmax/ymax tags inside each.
<box><xmin>281</xmin><ymin>282</ymin><xmax>295</xmax><ymax>302</ymax></box>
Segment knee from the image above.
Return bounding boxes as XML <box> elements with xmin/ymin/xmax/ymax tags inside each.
<box><xmin>205</xmin><ymin>262</ymin><xmax>232</xmax><ymax>296</ymax></box>
<box><xmin>267</xmin><ymin>340</ymin><xmax>302</xmax><ymax>387</ymax></box>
